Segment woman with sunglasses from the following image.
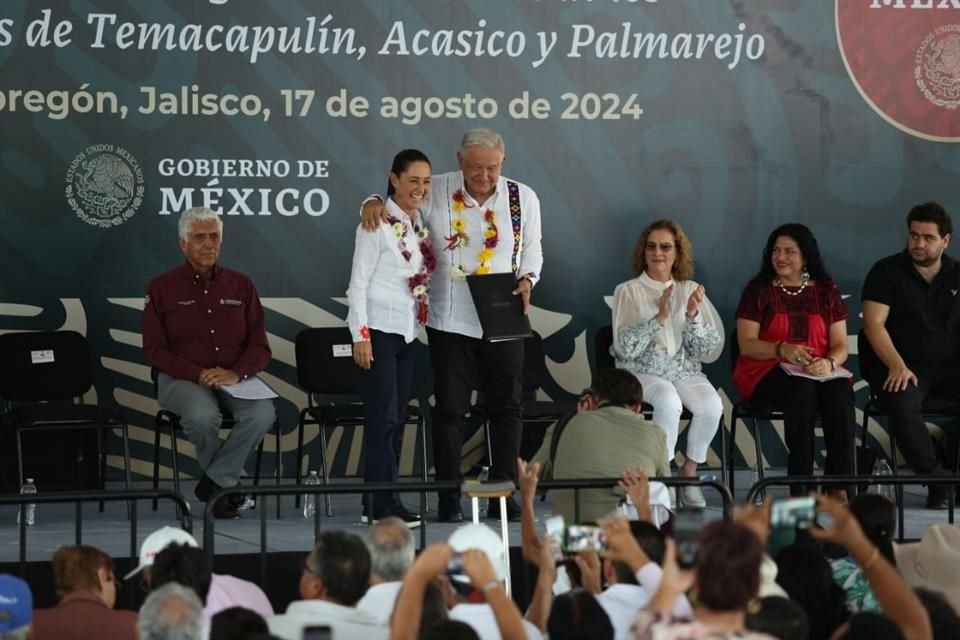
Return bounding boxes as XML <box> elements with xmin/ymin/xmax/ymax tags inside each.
<box><xmin>611</xmin><ymin>219</ymin><xmax>724</xmax><ymax>508</ymax></box>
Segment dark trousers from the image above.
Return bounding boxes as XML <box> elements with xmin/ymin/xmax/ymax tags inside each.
<box><xmin>868</xmin><ymin>366</ymin><xmax>958</xmax><ymax>475</ymax></box>
<box><xmin>359</xmin><ymin>330</ymin><xmax>416</xmax><ymax>512</ymax></box>
<box><xmin>427</xmin><ymin>326</ymin><xmax>523</xmax><ymax>502</ymax></box>
<box><xmin>752</xmin><ymin>367</ymin><xmax>856</xmax><ymax>494</ymax></box>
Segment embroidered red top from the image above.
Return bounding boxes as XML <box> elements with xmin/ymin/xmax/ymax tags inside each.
<box><xmin>733</xmin><ymin>279</ymin><xmax>848</xmax><ymax>399</ymax></box>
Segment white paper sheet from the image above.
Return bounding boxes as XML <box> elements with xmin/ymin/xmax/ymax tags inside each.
<box><xmin>220</xmin><ymin>376</ymin><xmax>279</xmax><ymax>400</ymax></box>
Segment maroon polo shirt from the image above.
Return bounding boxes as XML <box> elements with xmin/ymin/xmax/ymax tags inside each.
<box><xmin>143</xmin><ymin>263</ymin><xmax>271</xmax><ymax>382</ymax></box>
<box><xmin>31</xmin><ymin>592</ymin><xmax>138</xmax><ymax>640</ymax></box>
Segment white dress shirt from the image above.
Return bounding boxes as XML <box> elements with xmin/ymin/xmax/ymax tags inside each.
<box><xmin>346</xmin><ymin>197</ymin><xmax>426</xmax><ymax>343</ymax></box>
<box><xmin>268</xmin><ymin>599</ymin><xmax>388</xmax><ymax>640</ymax></box>
<box><xmin>420</xmin><ymin>171</ymin><xmax>543</xmax><ymax>339</ymax></box>
<box><xmin>355</xmin><ymin>581</ymin><xmax>402</xmax><ymax>625</ymax></box>
<box><xmin>204</xmin><ymin>573</ymin><xmax>274</xmax><ymax>626</ymax></box>
<box><xmin>449</xmin><ymin>603</ymin><xmax>544</xmax><ymax>640</ymax></box>
<box><xmin>596</xmin><ymin>563</ymin><xmax>693</xmax><ymax>640</ymax></box>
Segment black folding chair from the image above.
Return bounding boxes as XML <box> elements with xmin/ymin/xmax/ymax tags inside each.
<box><xmin>0</xmin><ymin>331</ymin><xmax>131</xmax><ymax>505</ymax></box>
<box><xmin>150</xmin><ymin>369</ymin><xmax>282</xmax><ymax>518</ymax></box>
<box><xmin>293</xmin><ymin>327</ymin><xmax>428</xmax><ymax>516</ymax></box>
<box><xmin>515</xmin><ymin>331</ymin><xmax>572</xmax><ymax>458</ymax></box>
<box><xmin>727</xmin><ymin>329</ymin><xmax>785</xmax><ymax>499</ymax></box>
<box><xmin>594</xmin><ymin>324</ymin><xmax>728</xmax><ymax>486</ymax></box>
<box><xmin>858</xmin><ymin>330</ymin><xmax>960</xmax><ymax>535</ymax></box>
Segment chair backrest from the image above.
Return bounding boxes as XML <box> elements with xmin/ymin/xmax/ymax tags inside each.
<box><xmin>295</xmin><ymin>327</ymin><xmax>362</xmax><ymax>395</ymax></box>
<box><xmin>728</xmin><ymin>327</ymin><xmax>740</xmax><ymax>373</ymax></box>
<box><xmin>0</xmin><ymin>330</ymin><xmax>92</xmax><ymax>401</ymax></box>
<box><xmin>522</xmin><ymin>331</ymin><xmax>548</xmax><ymax>392</ymax></box>
<box><xmin>857</xmin><ymin>329</ymin><xmax>883</xmax><ymax>387</ymax></box>
<box><xmin>594</xmin><ymin>325</ymin><xmax>615</xmax><ymax>373</ymax></box>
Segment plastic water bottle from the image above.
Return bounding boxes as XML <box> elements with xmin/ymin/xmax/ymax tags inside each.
<box><xmin>872</xmin><ymin>459</ymin><xmax>896</xmax><ymax>504</ymax></box>
<box><xmin>478</xmin><ymin>466</ymin><xmax>490</xmax><ymax>510</ymax></box>
<box><xmin>17</xmin><ymin>479</ymin><xmax>37</xmax><ymax>526</ymax></box>
<box><xmin>303</xmin><ymin>471</ymin><xmax>320</xmax><ymax>518</ymax></box>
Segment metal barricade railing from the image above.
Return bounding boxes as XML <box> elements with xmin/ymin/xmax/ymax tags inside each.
<box><xmin>744</xmin><ymin>474</ymin><xmax>956</xmax><ymax>542</ymax></box>
<box><xmin>0</xmin><ymin>488</ymin><xmax>192</xmax><ymax>574</ymax></box>
<box><xmin>203</xmin><ymin>476</ymin><xmax>734</xmax><ymax>585</ymax></box>
<box><xmin>538</xmin><ymin>476</ymin><xmax>734</xmax><ymax>522</ymax></box>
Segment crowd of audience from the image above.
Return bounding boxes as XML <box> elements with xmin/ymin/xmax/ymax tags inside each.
<box><xmin>2</xmin><ymin>457</ymin><xmax>958</xmax><ymax>640</ymax></box>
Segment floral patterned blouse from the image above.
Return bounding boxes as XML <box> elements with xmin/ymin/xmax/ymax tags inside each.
<box><xmin>630</xmin><ymin>612</ymin><xmax>776</xmax><ymax>640</ymax></box>
<box><xmin>831</xmin><ymin>556</ymin><xmax>881</xmax><ymax>613</ymax></box>
<box><xmin>612</xmin><ymin>274</ymin><xmax>724</xmax><ymax>384</ymax></box>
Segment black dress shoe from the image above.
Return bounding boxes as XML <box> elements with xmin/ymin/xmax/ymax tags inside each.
<box><xmin>438</xmin><ymin>498</ymin><xmax>465</xmax><ymax>523</ymax></box>
<box><xmin>486</xmin><ymin>496</ymin><xmax>521</xmax><ymax>522</ymax></box>
<box><xmin>926</xmin><ymin>485</ymin><xmax>952</xmax><ymax>510</ymax></box>
<box><xmin>212</xmin><ymin>496</ymin><xmax>241</xmax><ymax>519</ymax></box>
<box><xmin>363</xmin><ymin>505</ymin><xmax>423</xmax><ymax>528</ymax></box>
<box><xmin>194</xmin><ymin>474</ymin><xmax>217</xmax><ymax>502</ymax></box>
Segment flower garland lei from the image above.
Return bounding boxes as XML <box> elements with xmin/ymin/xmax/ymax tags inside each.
<box><xmin>386</xmin><ymin>214</ymin><xmax>436</xmax><ymax>325</ymax></box>
<box><xmin>446</xmin><ymin>189</ymin><xmax>498</xmax><ymax>278</ymax></box>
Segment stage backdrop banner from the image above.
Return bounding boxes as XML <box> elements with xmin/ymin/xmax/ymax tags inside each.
<box><xmin>0</xmin><ymin>0</ymin><xmax>958</xmax><ymax>483</ymax></box>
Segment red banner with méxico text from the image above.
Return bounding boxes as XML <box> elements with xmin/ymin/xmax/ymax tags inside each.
<box><xmin>837</xmin><ymin>0</ymin><xmax>960</xmax><ymax>141</ymax></box>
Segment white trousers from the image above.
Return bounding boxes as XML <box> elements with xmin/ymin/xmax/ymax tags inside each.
<box><xmin>633</xmin><ymin>372</ymin><xmax>722</xmax><ymax>465</ymax></box>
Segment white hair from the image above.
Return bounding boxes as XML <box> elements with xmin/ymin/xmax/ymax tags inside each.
<box><xmin>363</xmin><ymin>517</ymin><xmax>415</xmax><ymax>582</ymax></box>
<box><xmin>138</xmin><ymin>582</ymin><xmax>203</xmax><ymax>640</ymax></box>
<box><xmin>177</xmin><ymin>207</ymin><xmax>222</xmax><ymax>242</ymax></box>
<box><xmin>460</xmin><ymin>128</ymin><xmax>505</xmax><ymax>155</ymax></box>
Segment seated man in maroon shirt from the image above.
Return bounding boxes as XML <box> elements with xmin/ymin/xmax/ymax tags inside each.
<box><xmin>143</xmin><ymin>206</ymin><xmax>275</xmax><ymax>519</ymax></box>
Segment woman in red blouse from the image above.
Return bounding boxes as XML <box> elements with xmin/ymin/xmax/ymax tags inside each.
<box><xmin>734</xmin><ymin>224</ymin><xmax>855</xmax><ymax>496</ymax></box>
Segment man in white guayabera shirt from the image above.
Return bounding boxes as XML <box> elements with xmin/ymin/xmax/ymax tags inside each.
<box><xmin>362</xmin><ymin>128</ymin><xmax>543</xmax><ymax>523</ymax></box>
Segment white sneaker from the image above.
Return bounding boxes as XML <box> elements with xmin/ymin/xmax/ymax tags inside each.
<box><xmin>680</xmin><ymin>485</ymin><xmax>707</xmax><ymax>509</ymax></box>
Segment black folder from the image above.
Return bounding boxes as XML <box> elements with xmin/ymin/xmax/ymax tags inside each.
<box><xmin>466</xmin><ymin>273</ymin><xmax>533</xmax><ymax>342</ymax></box>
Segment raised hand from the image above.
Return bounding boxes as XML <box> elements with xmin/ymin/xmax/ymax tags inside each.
<box><xmin>656</xmin><ymin>285</ymin><xmax>674</xmax><ymax>325</ymax></box>
<box><xmin>686</xmin><ymin>284</ymin><xmax>705</xmax><ymax>318</ymax></box>
<box><xmin>517</xmin><ymin>458</ymin><xmax>540</xmax><ymax>506</ymax></box>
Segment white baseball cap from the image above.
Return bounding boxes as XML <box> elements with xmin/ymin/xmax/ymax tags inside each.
<box><xmin>895</xmin><ymin>523</ymin><xmax>960</xmax><ymax>614</ymax></box>
<box><xmin>124</xmin><ymin>526</ymin><xmax>199</xmax><ymax>580</ymax></box>
<box><xmin>447</xmin><ymin>523</ymin><xmax>507</xmax><ymax>582</ymax></box>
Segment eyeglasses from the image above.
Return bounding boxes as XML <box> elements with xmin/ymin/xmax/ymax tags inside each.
<box><xmin>645</xmin><ymin>242</ymin><xmax>675</xmax><ymax>252</ymax></box>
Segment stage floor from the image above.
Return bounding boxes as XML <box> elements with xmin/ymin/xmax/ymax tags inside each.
<box><xmin>0</xmin><ymin>470</ymin><xmax>954</xmax><ymax>565</ymax></box>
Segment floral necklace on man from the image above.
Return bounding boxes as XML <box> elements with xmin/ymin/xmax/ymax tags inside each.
<box><xmin>385</xmin><ymin>212</ymin><xmax>437</xmax><ymax>325</ymax></box>
<box><xmin>446</xmin><ymin>189</ymin><xmax>498</xmax><ymax>279</ymax></box>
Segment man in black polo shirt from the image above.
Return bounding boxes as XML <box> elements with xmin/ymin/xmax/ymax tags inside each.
<box><xmin>862</xmin><ymin>202</ymin><xmax>959</xmax><ymax>509</ymax></box>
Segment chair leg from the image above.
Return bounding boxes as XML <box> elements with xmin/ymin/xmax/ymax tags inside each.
<box><xmin>97</xmin><ymin>429</ymin><xmax>106</xmax><ymax>512</ymax></box>
<box><xmin>122</xmin><ymin>424</ymin><xmax>133</xmax><ymax>520</ymax></box>
<box><xmin>483</xmin><ymin>421</ymin><xmax>493</xmax><ymax>469</ymax></box>
<box><xmin>15</xmin><ymin>428</ymin><xmax>24</xmax><ymax>489</ymax></box>
<box><xmin>751</xmin><ymin>417</ymin><xmax>765</xmax><ymax>501</ymax></box>
<box><xmin>295</xmin><ymin>414</ymin><xmax>306</xmax><ymax>509</ymax></box>
<box><xmin>318</xmin><ymin>422</ymin><xmax>332</xmax><ymax>517</ymax></box>
<box><xmin>419</xmin><ymin>415</ymin><xmax>428</xmax><ymax>513</ymax></box>
<box><xmin>890</xmin><ymin>430</ymin><xmax>905</xmax><ymax>543</ymax></box>
<box><xmin>275</xmin><ymin>421</ymin><xmax>282</xmax><ymax>520</ymax></box>
<box><xmin>170</xmin><ymin>424</ymin><xmax>181</xmax><ymax>498</ymax></box>
<box><xmin>170</xmin><ymin>423</ymin><xmax>183</xmax><ymax>521</ymax></box>
<box><xmin>729</xmin><ymin>413</ymin><xmax>739</xmax><ymax>499</ymax></box>
<box><xmin>121</xmin><ymin>425</ymin><xmax>132</xmax><ymax>490</ymax></box>
<box><xmin>153</xmin><ymin>416</ymin><xmax>162</xmax><ymax>511</ymax></box>
<box><xmin>253</xmin><ymin>441</ymin><xmax>264</xmax><ymax>486</ymax></box>
<box><xmin>718</xmin><ymin>415</ymin><xmax>728</xmax><ymax>488</ymax></box>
